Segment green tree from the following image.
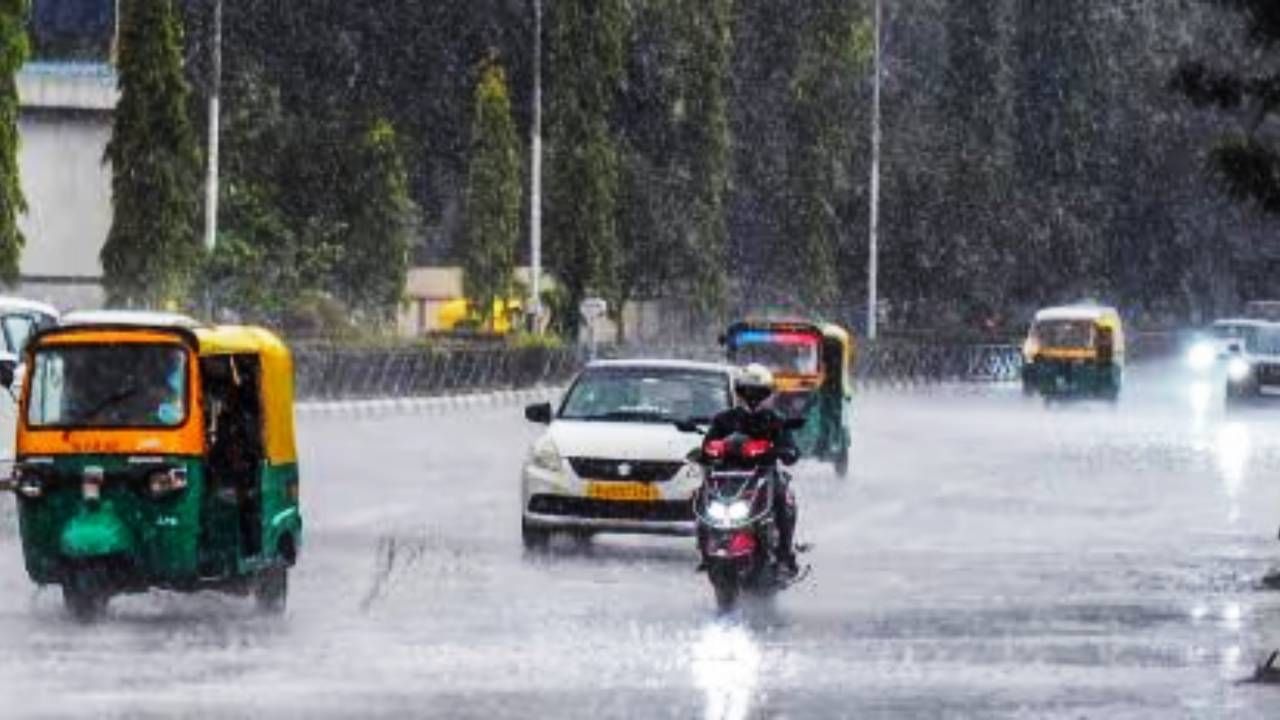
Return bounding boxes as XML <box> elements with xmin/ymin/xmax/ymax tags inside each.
<box><xmin>0</xmin><ymin>0</ymin><xmax>27</xmax><ymax>285</ymax></box>
<box><xmin>461</xmin><ymin>59</ymin><xmax>522</xmax><ymax>330</ymax></box>
<box><xmin>546</xmin><ymin>0</ymin><xmax>627</xmax><ymax>335</ymax></box>
<box><xmin>102</xmin><ymin>0</ymin><xmax>202</xmax><ymax>308</ymax></box>
<box><xmin>1175</xmin><ymin>1</ymin><xmax>1280</xmax><ymax>214</ymax></box>
<box><xmin>330</xmin><ymin>118</ymin><xmax>414</xmax><ymax>321</ymax></box>
<box><xmin>784</xmin><ymin>3</ymin><xmax>871</xmax><ymax>313</ymax></box>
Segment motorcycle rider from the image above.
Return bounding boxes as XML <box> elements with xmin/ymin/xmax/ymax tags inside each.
<box><xmin>700</xmin><ymin>363</ymin><xmax>801</xmax><ymax>575</ymax></box>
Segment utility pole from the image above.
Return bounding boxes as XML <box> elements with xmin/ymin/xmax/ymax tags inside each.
<box><xmin>203</xmin><ymin>0</ymin><xmax>222</xmax><ymax>255</ymax></box>
<box><xmin>528</xmin><ymin>0</ymin><xmax>543</xmax><ymax>331</ymax></box>
<box><xmin>867</xmin><ymin>0</ymin><xmax>882</xmax><ymax>341</ymax></box>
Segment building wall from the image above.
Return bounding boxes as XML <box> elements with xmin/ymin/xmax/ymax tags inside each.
<box><xmin>13</xmin><ymin>64</ymin><xmax>116</xmax><ymax>309</ymax></box>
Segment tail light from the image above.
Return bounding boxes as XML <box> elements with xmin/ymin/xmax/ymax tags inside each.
<box><xmin>703</xmin><ymin>439</ymin><xmax>727</xmax><ymax>459</ymax></box>
<box><xmin>742</xmin><ymin>439</ymin><xmax>772</xmax><ymax>459</ymax></box>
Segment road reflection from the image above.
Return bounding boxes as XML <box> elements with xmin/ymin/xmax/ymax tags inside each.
<box><xmin>1214</xmin><ymin>421</ymin><xmax>1251</xmax><ymax>523</ymax></box>
<box><xmin>690</xmin><ymin>620</ymin><xmax>761</xmax><ymax>720</ymax></box>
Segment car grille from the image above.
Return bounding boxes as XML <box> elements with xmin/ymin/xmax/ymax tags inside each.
<box><xmin>567</xmin><ymin>458</ymin><xmax>683</xmax><ymax>483</ymax></box>
<box><xmin>1258</xmin><ymin>364</ymin><xmax>1280</xmax><ymax>385</ymax></box>
<box><xmin>527</xmin><ymin>494</ymin><xmax>693</xmax><ymax>522</ymax></box>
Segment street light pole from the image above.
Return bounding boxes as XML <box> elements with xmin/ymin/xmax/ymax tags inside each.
<box><xmin>867</xmin><ymin>0</ymin><xmax>882</xmax><ymax>341</ymax></box>
<box><xmin>528</xmin><ymin>0</ymin><xmax>543</xmax><ymax>331</ymax></box>
<box><xmin>203</xmin><ymin>0</ymin><xmax>222</xmax><ymax>255</ymax></box>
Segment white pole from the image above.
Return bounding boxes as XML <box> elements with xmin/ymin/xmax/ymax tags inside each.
<box><xmin>528</xmin><ymin>0</ymin><xmax>543</xmax><ymax>330</ymax></box>
<box><xmin>203</xmin><ymin>0</ymin><xmax>222</xmax><ymax>254</ymax></box>
<box><xmin>867</xmin><ymin>0</ymin><xmax>882</xmax><ymax>341</ymax></box>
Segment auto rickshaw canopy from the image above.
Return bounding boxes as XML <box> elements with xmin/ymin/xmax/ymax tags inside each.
<box><xmin>723</xmin><ymin>319</ymin><xmax>855</xmax><ymax>396</ymax></box>
<box><xmin>194</xmin><ymin>325</ymin><xmax>297</xmax><ymax>465</ymax></box>
<box><xmin>18</xmin><ymin>316</ymin><xmax>296</xmax><ymax>464</ymax></box>
<box><xmin>1026</xmin><ymin>305</ymin><xmax>1125</xmax><ymax>358</ymax></box>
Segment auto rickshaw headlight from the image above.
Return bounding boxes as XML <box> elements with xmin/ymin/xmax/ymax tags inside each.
<box><xmin>148</xmin><ymin>468</ymin><xmax>188</xmax><ymax>496</ymax></box>
<box><xmin>15</xmin><ymin>472</ymin><xmax>42</xmax><ymax>499</ymax></box>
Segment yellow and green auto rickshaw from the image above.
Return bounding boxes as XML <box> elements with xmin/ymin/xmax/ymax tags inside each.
<box><xmin>1021</xmin><ymin>305</ymin><xmax>1125</xmax><ymax>402</ymax></box>
<box><xmin>722</xmin><ymin>320</ymin><xmax>855</xmax><ymax>476</ymax></box>
<box><xmin>0</xmin><ymin>312</ymin><xmax>302</xmax><ymax>620</ymax></box>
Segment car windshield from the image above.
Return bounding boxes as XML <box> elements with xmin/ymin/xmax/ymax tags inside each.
<box><xmin>559</xmin><ymin>367</ymin><xmax>730</xmax><ymax>423</ymax></box>
<box><xmin>27</xmin><ymin>344</ymin><xmax>189</xmax><ymax>428</ymax></box>
<box><xmin>728</xmin><ymin>332</ymin><xmax>821</xmax><ymax>375</ymax></box>
<box><xmin>1033</xmin><ymin>320</ymin><xmax>1094</xmax><ymax>349</ymax></box>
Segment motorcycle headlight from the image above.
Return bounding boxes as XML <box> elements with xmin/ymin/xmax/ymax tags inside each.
<box><xmin>1228</xmin><ymin>358</ymin><xmax>1251</xmax><ymax>383</ymax></box>
<box><xmin>727</xmin><ymin>500</ymin><xmax>751</xmax><ymax>522</ymax></box>
<box><xmin>708</xmin><ymin>502</ymin><xmax>730</xmax><ymax>522</ymax></box>
<box><xmin>529</xmin><ymin>435</ymin><xmax>563</xmax><ymax>473</ymax></box>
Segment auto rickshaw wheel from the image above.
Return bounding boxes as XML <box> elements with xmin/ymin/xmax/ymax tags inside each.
<box><xmin>255</xmin><ymin>566</ymin><xmax>288</xmax><ymax>615</ymax></box>
<box><xmin>834</xmin><ymin>447</ymin><xmax>850</xmax><ymax>478</ymax></box>
<box><xmin>62</xmin><ymin>565</ymin><xmax>111</xmax><ymax>623</ymax></box>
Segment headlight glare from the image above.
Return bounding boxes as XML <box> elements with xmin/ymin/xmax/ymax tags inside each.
<box><xmin>1186</xmin><ymin>342</ymin><xmax>1216</xmax><ymax>371</ymax></box>
<box><xmin>1228</xmin><ymin>358</ymin><xmax>1251</xmax><ymax>382</ymax></box>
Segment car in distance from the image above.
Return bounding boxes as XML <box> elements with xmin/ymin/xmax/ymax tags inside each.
<box><xmin>519</xmin><ymin>360</ymin><xmax>735</xmax><ymax>548</ymax></box>
<box><xmin>1213</xmin><ymin>319</ymin><xmax>1280</xmax><ymax>405</ymax></box>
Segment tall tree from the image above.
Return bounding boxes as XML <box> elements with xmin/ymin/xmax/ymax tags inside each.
<box><xmin>461</xmin><ymin>58</ymin><xmax>522</xmax><ymax>329</ymax></box>
<box><xmin>0</xmin><ymin>0</ymin><xmax>27</xmax><ymax>285</ymax></box>
<box><xmin>330</xmin><ymin>118</ymin><xmax>414</xmax><ymax>321</ymax></box>
<box><xmin>102</xmin><ymin>0</ymin><xmax>201</xmax><ymax>308</ymax></box>
<box><xmin>1175</xmin><ymin>1</ymin><xmax>1280</xmax><ymax>214</ymax></box>
<box><xmin>546</xmin><ymin>0</ymin><xmax>627</xmax><ymax>334</ymax></box>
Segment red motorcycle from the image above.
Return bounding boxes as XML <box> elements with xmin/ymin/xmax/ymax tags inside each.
<box><xmin>681</xmin><ymin>422</ymin><xmax>805</xmax><ymax>611</ymax></box>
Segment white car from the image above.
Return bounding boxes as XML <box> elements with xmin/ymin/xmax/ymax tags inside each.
<box><xmin>520</xmin><ymin>360</ymin><xmax>735</xmax><ymax>547</ymax></box>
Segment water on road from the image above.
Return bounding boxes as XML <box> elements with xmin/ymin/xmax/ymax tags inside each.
<box><xmin>5</xmin><ymin>377</ymin><xmax>1280</xmax><ymax>718</ymax></box>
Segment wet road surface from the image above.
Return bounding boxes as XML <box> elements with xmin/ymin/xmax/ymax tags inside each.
<box><xmin>5</xmin><ymin>375</ymin><xmax>1280</xmax><ymax>717</ymax></box>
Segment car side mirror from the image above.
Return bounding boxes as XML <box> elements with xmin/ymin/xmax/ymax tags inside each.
<box><xmin>674</xmin><ymin>419</ymin><xmax>703</xmax><ymax>434</ymax></box>
<box><xmin>524</xmin><ymin>402</ymin><xmax>553</xmax><ymax>424</ymax></box>
<box><xmin>784</xmin><ymin>417</ymin><xmax>805</xmax><ymax>431</ymax></box>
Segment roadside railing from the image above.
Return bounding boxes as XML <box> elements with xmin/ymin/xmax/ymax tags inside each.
<box><xmin>293</xmin><ymin>346</ymin><xmax>579</xmax><ymax>401</ymax></box>
<box><xmin>293</xmin><ymin>340</ymin><xmax>1029</xmax><ymax>401</ymax></box>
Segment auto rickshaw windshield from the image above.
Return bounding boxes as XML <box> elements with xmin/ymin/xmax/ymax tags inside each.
<box><xmin>1032</xmin><ymin>320</ymin><xmax>1094</xmax><ymax>350</ymax></box>
<box><xmin>26</xmin><ymin>344</ymin><xmax>189</xmax><ymax>429</ymax></box>
<box><xmin>728</xmin><ymin>331</ymin><xmax>821</xmax><ymax>375</ymax></box>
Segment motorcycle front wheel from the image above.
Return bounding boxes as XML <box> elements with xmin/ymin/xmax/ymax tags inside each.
<box><xmin>708</xmin><ymin>562</ymin><xmax>740</xmax><ymax>613</ymax></box>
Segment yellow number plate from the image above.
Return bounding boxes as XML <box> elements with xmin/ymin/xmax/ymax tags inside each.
<box><xmin>586</xmin><ymin>481</ymin><xmax>659</xmax><ymax>502</ymax></box>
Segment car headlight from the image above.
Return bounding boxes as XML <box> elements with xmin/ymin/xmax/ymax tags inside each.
<box><xmin>1228</xmin><ymin>358</ymin><xmax>1251</xmax><ymax>382</ymax></box>
<box><xmin>529</xmin><ymin>435</ymin><xmax>563</xmax><ymax>472</ymax></box>
<box><xmin>1186</xmin><ymin>342</ymin><xmax>1216</xmax><ymax>371</ymax></box>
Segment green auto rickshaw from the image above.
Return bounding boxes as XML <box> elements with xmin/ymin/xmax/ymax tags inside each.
<box><xmin>1021</xmin><ymin>305</ymin><xmax>1125</xmax><ymax>402</ymax></box>
<box><xmin>0</xmin><ymin>312</ymin><xmax>302</xmax><ymax>620</ymax></box>
<box><xmin>722</xmin><ymin>320</ymin><xmax>855</xmax><ymax>476</ymax></box>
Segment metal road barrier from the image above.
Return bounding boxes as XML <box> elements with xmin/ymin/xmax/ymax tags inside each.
<box><xmin>291</xmin><ymin>340</ymin><xmax>1027</xmax><ymax>402</ymax></box>
<box><xmin>293</xmin><ymin>346</ymin><xmax>580</xmax><ymax>401</ymax></box>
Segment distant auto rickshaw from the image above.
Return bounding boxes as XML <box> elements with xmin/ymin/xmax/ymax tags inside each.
<box><xmin>1021</xmin><ymin>305</ymin><xmax>1124</xmax><ymax>402</ymax></box>
<box><xmin>722</xmin><ymin>320</ymin><xmax>854</xmax><ymax>476</ymax></box>
<box><xmin>0</xmin><ymin>312</ymin><xmax>302</xmax><ymax>620</ymax></box>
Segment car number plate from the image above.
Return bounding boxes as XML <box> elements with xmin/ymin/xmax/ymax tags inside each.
<box><xmin>586</xmin><ymin>481</ymin><xmax>659</xmax><ymax>502</ymax></box>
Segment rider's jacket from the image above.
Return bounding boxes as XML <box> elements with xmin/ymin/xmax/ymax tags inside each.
<box><xmin>703</xmin><ymin>406</ymin><xmax>800</xmax><ymax>466</ymax></box>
